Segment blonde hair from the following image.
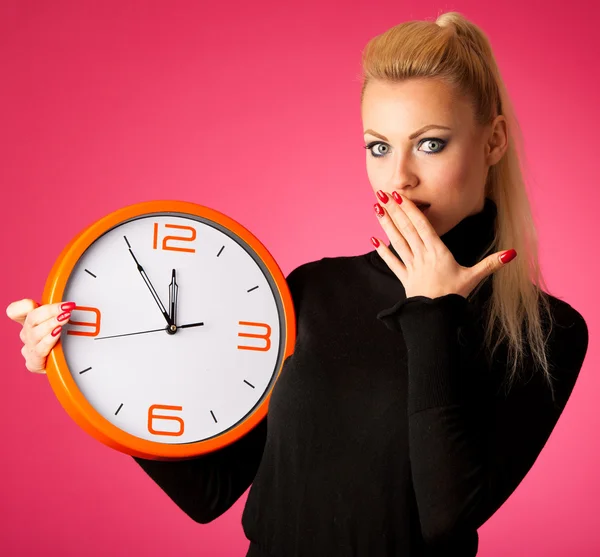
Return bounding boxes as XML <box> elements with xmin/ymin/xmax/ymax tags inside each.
<box><xmin>360</xmin><ymin>11</ymin><xmax>557</xmax><ymax>400</ymax></box>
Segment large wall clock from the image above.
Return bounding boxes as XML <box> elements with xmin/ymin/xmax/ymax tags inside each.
<box><xmin>42</xmin><ymin>200</ymin><xmax>296</xmax><ymax>461</ymax></box>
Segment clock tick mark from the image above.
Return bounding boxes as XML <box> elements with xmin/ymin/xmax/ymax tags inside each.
<box><xmin>216</xmin><ymin>245</ymin><xmax>225</xmax><ymax>257</ymax></box>
<box><xmin>79</xmin><ymin>366</ymin><xmax>92</xmax><ymax>374</ymax></box>
<box><xmin>243</xmin><ymin>380</ymin><xmax>255</xmax><ymax>389</ymax></box>
<box><xmin>210</xmin><ymin>410</ymin><xmax>218</xmax><ymax>423</ymax></box>
<box><xmin>84</xmin><ymin>269</ymin><xmax>97</xmax><ymax>278</ymax></box>
<box><xmin>247</xmin><ymin>286</ymin><xmax>259</xmax><ymax>293</ymax></box>
<box><xmin>115</xmin><ymin>403</ymin><xmax>123</xmax><ymax>415</ymax></box>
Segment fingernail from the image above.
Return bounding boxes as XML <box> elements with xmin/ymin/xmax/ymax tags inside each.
<box><xmin>57</xmin><ymin>311</ymin><xmax>71</xmax><ymax>322</ymax></box>
<box><xmin>371</xmin><ymin>237</ymin><xmax>380</xmax><ymax>248</ymax></box>
<box><xmin>61</xmin><ymin>302</ymin><xmax>76</xmax><ymax>311</ymax></box>
<box><xmin>391</xmin><ymin>192</ymin><xmax>403</xmax><ymax>205</ymax></box>
<box><xmin>51</xmin><ymin>326</ymin><xmax>62</xmax><ymax>337</ymax></box>
<box><xmin>376</xmin><ymin>190</ymin><xmax>389</xmax><ymax>204</ymax></box>
<box><xmin>373</xmin><ymin>203</ymin><xmax>385</xmax><ymax>217</ymax></box>
<box><xmin>500</xmin><ymin>249</ymin><xmax>517</xmax><ymax>264</ymax></box>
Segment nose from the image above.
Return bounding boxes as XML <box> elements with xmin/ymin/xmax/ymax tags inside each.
<box><xmin>389</xmin><ymin>151</ymin><xmax>418</xmax><ymax>190</ymax></box>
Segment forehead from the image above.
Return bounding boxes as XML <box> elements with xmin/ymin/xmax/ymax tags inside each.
<box><xmin>361</xmin><ymin>78</ymin><xmax>472</xmax><ymax>126</ymax></box>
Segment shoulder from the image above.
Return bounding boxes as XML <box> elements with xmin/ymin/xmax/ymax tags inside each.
<box><xmin>513</xmin><ymin>291</ymin><xmax>590</xmax><ymax>410</ymax></box>
<box><xmin>470</xmin><ymin>286</ymin><xmax>588</xmax><ymax>409</ymax></box>
<box><xmin>286</xmin><ymin>252</ymin><xmax>368</xmax><ymax>280</ymax></box>
<box><xmin>285</xmin><ymin>252</ymin><xmax>370</xmax><ymax>299</ymax></box>
<box><xmin>545</xmin><ymin>293</ymin><xmax>589</xmax><ymax>378</ymax></box>
<box><xmin>283</xmin><ymin>252</ymin><xmax>374</xmax><ymax>327</ymax></box>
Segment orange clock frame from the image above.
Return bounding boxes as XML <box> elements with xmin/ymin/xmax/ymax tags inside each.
<box><xmin>42</xmin><ymin>200</ymin><xmax>296</xmax><ymax>461</ymax></box>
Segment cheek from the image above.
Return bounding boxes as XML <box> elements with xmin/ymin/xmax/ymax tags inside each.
<box><xmin>455</xmin><ymin>142</ymin><xmax>487</xmax><ymax>183</ymax></box>
<box><xmin>433</xmin><ymin>155</ymin><xmax>477</xmax><ymax>195</ymax></box>
<box><xmin>445</xmin><ymin>153</ymin><xmax>471</xmax><ymax>180</ymax></box>
<box><xmin>365</xmin><ymin>154</ymin><xmax>377</xmax><ymax>180</ymax></box>
<box><xmin>365</xmin><ymin>160</ymin><xmax>381</xmax><ymax>185</ymax></box>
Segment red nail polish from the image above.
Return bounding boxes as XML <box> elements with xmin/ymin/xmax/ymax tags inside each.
<box><xmin>500</xmin><ymin>249</ymin><xmax>517</xmax><ymax>264</ymax></box>
<box><xmin>51</xmin><ymin>326</ymin><xmax>62</xmax><ymax>337</ymax></box>
<box><xmin>376</xmin><ymin>190</ymin><xmax>389</xmax><ymax>204</ymax></box>
<box><xmin>61</xmin><ymin>302</ymin><xmax>76</xmax><ymax>311</ymax></box>
<box><xmin>57</xmin><ymin>311</ymin><xmax>71</xmax><ymax>322</ymax></box>
<box><xmin>371</xmin><ymin>237</ymin><xmax>380</xmax><ymax>248</ymax></box>
<box><xmin>374</xmin><ymin>203</ymin><xmax>384</xmax><ymax>217</ymax></box>
<box><xmin>391</xmin><ymin>192</ymin><xmax>403</xmax><ymax>204</ymax></box>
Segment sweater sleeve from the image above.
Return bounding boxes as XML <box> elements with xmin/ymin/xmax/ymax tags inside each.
<box><xmin>132</xmin><ymin>415</ymin><xmax>268</xmax><ymax>524</ymax></box>
<box><xmin>132</xmin><ymin>264</ymin><xmax>305</xmax><ymax>524</ymax></box>
<box><xmin>376</xmin><ymin>293</ymin><xmax>589</xmax><ymax>547</ymax></box>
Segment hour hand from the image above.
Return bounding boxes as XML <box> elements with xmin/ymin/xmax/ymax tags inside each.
<box><xmin>169</xmin><ymin>269</ymin><xmax>178</xmax><ymax>326</ymax></box>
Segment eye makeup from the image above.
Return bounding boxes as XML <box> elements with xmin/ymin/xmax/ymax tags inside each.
<box><xmin>363</xmin><ymin>138</ymin><xmax>448</xmax><ymax>158</ymax></box>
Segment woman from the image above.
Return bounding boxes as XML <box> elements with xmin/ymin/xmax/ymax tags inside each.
<box><xmin>6</xmin><ymin>11</ymin><xmax>589</xmax><ymax>557</ymax></box>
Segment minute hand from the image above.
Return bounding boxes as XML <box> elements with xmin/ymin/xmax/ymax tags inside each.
<box><xmin>125</xmin><ymin>236</ymin><xmax>172</xmax><ymax>327</ymax></box>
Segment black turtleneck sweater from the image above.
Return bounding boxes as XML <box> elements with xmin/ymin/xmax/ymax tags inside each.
<box><xmin>132</xmin><ymin>197</ymin><xmax>589</xmax><ymax>556</ymax></box>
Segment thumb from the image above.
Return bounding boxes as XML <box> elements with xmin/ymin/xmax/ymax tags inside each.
<box><xmin>6</xmin><ymin>299</ymin><xmax>40</xmax><ymax>324</ymax></box>
<box><xmin>498</xmin><ymin>249</ymin><xmax>517</xmax><ymax>265</ymax></box>
<box><xmin>474</xmin><ymin>249</ymin><xmax>517</xmax><ymax>280</ymax></box>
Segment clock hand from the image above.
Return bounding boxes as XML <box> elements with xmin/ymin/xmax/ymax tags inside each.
<box><xmin>124</xmin><ymin>236</ymin><xmax>172</xmax><ymax>327</ymax></box>
<box><xmin>169</xmin><ymin>269</ymin><xmax>178</xmax><ymax>326</ymax></box>
<box><xmin>94</xmin><ymin>321</ymin><xmax>204</xmax><ymax>340</ymax></box>
<box><xmin>178</xmin><ymin>321</ymin><xmax>204</xmax><ymax>330</ymax></box>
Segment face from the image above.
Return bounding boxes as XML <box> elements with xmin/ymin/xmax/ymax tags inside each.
<box><xmin>361</xmin><ymin>78</ymin><xmax>508</xmax><ymax>237</ymax></box>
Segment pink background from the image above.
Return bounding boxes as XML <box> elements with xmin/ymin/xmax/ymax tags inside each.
<box><xmin>1</xmin><ymin>0</ymin><xmax>598</xmax><ymax>555</ymax></box>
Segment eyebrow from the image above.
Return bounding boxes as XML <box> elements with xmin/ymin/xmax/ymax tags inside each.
<box><xmin>363</xmin><ymin>124</ymin><xmax>452</xmax><ymax>141</ymax></box>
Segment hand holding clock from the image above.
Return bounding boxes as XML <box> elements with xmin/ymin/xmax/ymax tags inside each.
<box><xmin>5</xmin><ymin>299</ymin><xmax>74</xmax><ymax>374</ymax></box>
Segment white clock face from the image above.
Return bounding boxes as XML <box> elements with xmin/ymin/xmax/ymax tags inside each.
<box><xmin>60</xmin><ymin>213</ymin><xmax>285</xmax><ymax>444</ymax></box>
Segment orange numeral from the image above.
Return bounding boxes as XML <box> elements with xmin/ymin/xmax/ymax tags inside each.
<box><xmin>148</xmin><ymin>404</ymin><xmax>184</xmax><ymax>437</ymax></box>
<box><xmin>153</xmin><ymin>223</ymin><xmax>196</xmax><ymax>253</ymax></box>
<box><xmin>66</xmin><ymin>306</ymin><xmax>101</xmax><ymax>337</ymax></box>
<box><xmin>238</xmin><ymin>321</ymin><xmax>271</xmax><ymax>351</ymax></box>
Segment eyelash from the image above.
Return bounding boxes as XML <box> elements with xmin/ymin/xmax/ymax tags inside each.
<box><xmin>363</xmin><ymin>138</ymin><xmax>448</xmax><ymax>158</ymax></box>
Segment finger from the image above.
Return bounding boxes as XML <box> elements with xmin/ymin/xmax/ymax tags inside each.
<box><xmin>24</xmin><ymin>301</ymin><xmax>76</xmax><ymax>330</ymax></box>
<box><xmin>371</xmin><ymin>236</ymin><xmax>408</xmax><ymax>285</ymax></box>
<box><xmin>374</xmin><ymin>201</ymin><xmax>414</xmax><ymax>265</ymax></box>
<box><xmin>472</xmin><ymin>249</ymin><xmax>517</xmax><ymax>282</ymax></box>
<box><xmin>22</xmin><ymin>316</ymin><xmax>67</xmax><ymax>374</ymax></box>
<box><xmin>390</xmin><ymin>193</ymin><xmax>439</xmax><ymax>250</ymax></box>
<box><xmin>17</xmin><ymin>301</ymin><xmax>74</xmax><ymax>349</ymax></box>
<box><xmin>21</xmin><ymin>325</ymin><xmax>62</xmax><ymax>374</ymax></box>
<box><xmin>27</xmin><ymin>309</ymin><xmax>72</xmax><ymax>346</ymax></box>
<box><xmin>380</xmin><ymin>194</ymin><xmax>427</xmax><ymax>260</ymax></box>
<box><xmin>21</xmin><ymin>343</ymin><xmax>47</xmax><ymax>373</ymax></box>
<box><xmin>6</xmin><ymin>299</ymin><xmax>39</xmax><ymax>324</ymax></box>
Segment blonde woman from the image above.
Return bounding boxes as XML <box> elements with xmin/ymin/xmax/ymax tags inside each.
<box><xmin>6</xmin><ymin>11</ymin><xmax>589</xmax><ymax>557</ymax></box>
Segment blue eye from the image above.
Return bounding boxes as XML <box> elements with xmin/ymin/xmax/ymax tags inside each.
<box><xmin>363</xmin><ymin>141</ymin><xmax>390</xmax><ymax>158</ymax></box>
<box><xmin>363</xmin><ymin>138</ymin><xmax>448</xmax><ymax>158</ymax></box>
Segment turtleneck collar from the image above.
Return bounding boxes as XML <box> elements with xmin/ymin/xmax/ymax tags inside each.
<box><xmin>369</xmin><ymin>196</ymin><xmax>498</xmax><ymax>273</ymax></box>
